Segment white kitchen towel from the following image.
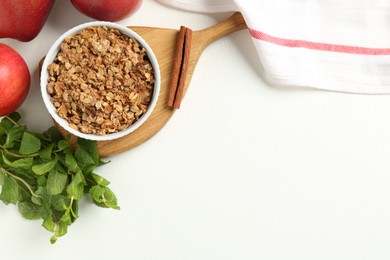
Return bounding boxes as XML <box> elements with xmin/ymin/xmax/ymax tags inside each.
<box><xmin>157</xmin><ymin>0</ymin><xmax>390</xmax><ymax>94</ymax></box>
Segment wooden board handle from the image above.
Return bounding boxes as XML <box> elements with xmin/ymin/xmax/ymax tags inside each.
<box><xmin>197</xmin><ymin>12</ymin><xmax>247</xmax><ymax>49</ymax></box>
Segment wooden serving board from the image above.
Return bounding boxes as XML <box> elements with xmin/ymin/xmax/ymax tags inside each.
<box><xmin>53</xmin><ymin>12</ymin><xmax>247</xmax><ymax>157</ymax></box>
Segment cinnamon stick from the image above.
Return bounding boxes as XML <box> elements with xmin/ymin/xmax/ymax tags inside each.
<box><xmin>167</xmin><ymin>26</ymin><xmax>186</xmax><ymax>107</ymax></box>
<box><xmin>167</xmin><ymin>26</ymin><xmax>193</xmax><ymax>109</ymax></box>
<box><xmin>173</xmin><ymin>28</ymin><xmax>192</xmax><ymax>109</ymax></box>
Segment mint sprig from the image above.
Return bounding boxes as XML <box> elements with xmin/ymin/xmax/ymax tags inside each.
<box><xmin>0</xmin><ymin>112</ymin><xmax>119</xmax><ymax>244</ymax></box>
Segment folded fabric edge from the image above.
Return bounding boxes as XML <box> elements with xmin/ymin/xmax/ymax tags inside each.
<box><xmin>262</xmin><ymin>75</ymin><xmax>390</xmax><ymax>95</ymax></box>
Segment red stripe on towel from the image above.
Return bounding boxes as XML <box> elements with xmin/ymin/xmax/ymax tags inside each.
<box><xmin>249</xmin><ymin>29</ymin><xmax>390</xmax><ymax>55</ymax></box>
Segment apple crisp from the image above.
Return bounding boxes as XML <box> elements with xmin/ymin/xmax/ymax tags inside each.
<box><xmin>46</xmin><ymin>26</ymin><xmax>155</xmax><ymax>135</ymax></box>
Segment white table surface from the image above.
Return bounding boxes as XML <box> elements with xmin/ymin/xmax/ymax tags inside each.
<box><xmin>2</xmin><ymin>1</ymin><xmax>390</xmax><ymax>259</ymax></box>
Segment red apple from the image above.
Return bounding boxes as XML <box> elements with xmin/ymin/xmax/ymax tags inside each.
<box><xmin>0</xmin><ymin>0</ymin><xmax>55</xmax><ymax>42</ymax></box>
<box><xmin>0</xmin><ymin>44</ymin><xmax>31</xmax><ymax>116</ymax></box>
<box><xmin>71</xmin><ymin>0</ymin><xmax>142</xmax><ymax>22</ymax></box>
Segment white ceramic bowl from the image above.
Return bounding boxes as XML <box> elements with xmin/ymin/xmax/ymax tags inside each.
<box><xmin>40</xmin><ymin>21</ymin><xmax>160</xmax><ymax>141</ymax></box>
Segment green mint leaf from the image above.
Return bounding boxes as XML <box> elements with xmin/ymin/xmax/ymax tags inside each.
<box><xmin>75</xmin><ymin>145</ymin><xmax>96</xmax><ymax>174</ymax></box>
<box><xmin>9</xmin><ymin>158</ymin><xmax>34</xmax><ymax>169</ymax></box>
<box><xmin>18</xmin><ymin>201</ymin><xmax>43</xmax><ymax>220</ymax></box>
<box><xmin>66</xmin><ymin>172</ymin><xmax>85</xmax><ymax>200</ymax></box>
<box><xmin>31</xmin><ymin>186</ymin><xmax>46</xmax><ymax>206</ymax></box>
<box><xmin>0</xmin><ymin>112</ymin><xmax>21</xmax><ymax>132</ymax></box>
<box><xmin>50</xmin><ymin>222</ymin><xmax>68</xmax><ymax>244</ymax></box>
<box><xmin>32</xmin><ymin>157</ymin><xmax>58</xmax><ymax>175</ymax></box>
<box><xmin>50</xmin><ymin>236</ymin><xmax>58</xmax><ymax>244</ymax></box>
<box><xmin>6</xmin><ymin>112</ymin><xmax>22</xmax><ymax>122</ymax></box>
<box><xmin>0</xmin><ymin>175</ymin><xmax>22</xmax><ymax>204</ymax></box>
<box><xmin>2</xmin><ymin>153</ymin><xmax>33</xmax><ymax>169</ymax></box>
<box><xmin>42</xmin><ymin>126</ymin><xmax>62</xmax><ymax>143</ymax></box>
<box><xmin>57</xmin><ymin>140</ymin><xmax>71</xmax><ymax>151</ymax></box>
<box><xmin>31</xmin><ymin>194</ymin><xmax>43</xmax><ymax>206</ymax></box>
<box><xmin>42</xmin><ymin>211</ymin><xmax>55</xmax><ymax>232</ymax></box>
<box><xmin>71</xmin><ymin>199</ymin><xmax>79</xmax><ymax>219</ymax></box>
<box><xmin>19</xmin><ymin>185</ymin><xmax>32</xmax><ymax>203</ymax></box>
<box><xmin>3</xmin><ymin>126</ymin><xmax>26</xmax><ymax>149</ymax></box>
<box><xmin>53</xmin><ymin>161</ymin><xmax>67</xmax><ymax>175</ymax></box>
<box><xmin>65</xmin><ymin>153</ymin><xmax>81</xmax><ymax>174</ymax></box>
<box><xmin>0</xmin><ymin>126</ymin><xmax>5</xmax><ymax>137</ymax></box>
<box><xmin>39</xmin><ymin>143</ymin><xmax>54</xmax><ymax>161</ymax></box>
<box><xmin>60</xmin><ymin>211</ymin><xmax>72</xmax><ymax>225</ymax></box>
<box><xmin>46</xmin><ymin>169</ymin><xmax>68</xmax><ymax>195</ymax></box>
<box><xmin>90</xmin><ymin>173</ymin><xmax>110</xmax><ymax>186</ymax></box>
<box><xmin>77</xmin><ymin>139</ymin><xmax>99</xmax><ymax>165</ymax></box>
<box><xmin>50</xmin><ymin>195</ymin><xmax>69</xmax><ymax>211</ymax></box>
<box><xmin>90</xmin><ymin>186</ymin><xmax>120</xmax><ymax>210</ymax></box>
<box><xmin>37</xmin><ymin>176</ymin><xmax>47</xmax><ymax>187</ymax></box>
<box><xmin>10</xmin><ymin>167</ymin><xmax>36</xmax><ymax>185</ymax></box>
<box><xmin>90</xmin><ymin>185</ymin><xmax>104</xmax><ymax>200</ymax></box>
<box><xmin>19</xmin><ymin>132</ymin><xmax>41</xmax><ymax>155</ymax></box>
